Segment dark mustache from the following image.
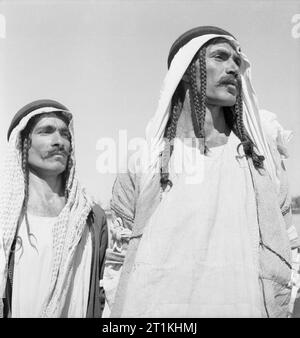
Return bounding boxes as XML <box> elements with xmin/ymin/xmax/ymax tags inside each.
<box><xmin>45</xmin><ymin>148</ymin><xmax>69</xmax><ymax>158</ymax></box>
<box><xmin>218</xmin><ymin>75</ymin><xmax>240</xmax><ymax>87</ymax></box>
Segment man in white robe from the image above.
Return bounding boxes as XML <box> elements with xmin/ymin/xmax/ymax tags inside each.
<box><xmin>104</xmin><ymin>26</ymin><xmax>299</xmax><ymax>318</ymax></box>
<box><xmin>0</xmin><ymin>99</ymin><xmax>108</xmax><ymax>317</ymax></box>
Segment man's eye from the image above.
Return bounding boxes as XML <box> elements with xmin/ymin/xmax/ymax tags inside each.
<box><xmin>61</xmin><ymin>131</ymin><xmax>71</xmax><ymax>139</ymax></box>
<box><xmin>39</xmin><ymin>128</ymin><xmax>52</xmax><ymax>134</ymax></box>
<box><xmin>235</xmin><ymin>59</ymin><xmax>241</xmax><ymax>67</ymax></box>
<box><xmin>215</xmin><ymin>54</ymin><xmax>225</xmax><ymax>60</ymax></box>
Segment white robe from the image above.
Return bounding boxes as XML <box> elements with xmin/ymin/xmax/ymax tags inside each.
<box><xmin>11</xmin><ymin>213</ymin><xmax>92</xmax><ymax>318</ymax></box>
<box><xmin>121</xmin><ymin>132</ymin><xmax>262</xmax><ymax>317</ymax></box>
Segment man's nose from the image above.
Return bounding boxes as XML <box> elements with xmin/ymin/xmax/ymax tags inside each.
<box><xmin>226</xmin><ymin>58</ymin><xmax>239</xmax><ymax>77</ymax></box>
<box><xmin>51</xmin><ymin>131</ymin><xmax>64</xmax><ymax>147</ymax></box>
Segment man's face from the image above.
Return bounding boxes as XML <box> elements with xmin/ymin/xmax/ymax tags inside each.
<box><xmin>27</xmin><ymin>114</ymin><xmax>71</xmax><ymax>177</ymax></box>
<box><xmin>196</xmin><ymin>41</ymin><xmax>241</xmax><ymax>107</ymax></box>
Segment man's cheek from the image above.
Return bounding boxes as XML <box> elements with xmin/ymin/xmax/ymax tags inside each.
<box><xmin>65</xmin><ymin>142</ymin><xmax>71</xmax><ymax>154</ymax></box>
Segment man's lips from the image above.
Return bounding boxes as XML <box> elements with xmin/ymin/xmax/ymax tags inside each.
<box><xmin>219</xmin><ymin>82</ymin><xmax>238</xmax><ymax>96</ymax></box>
<box><xmin>220</xmin><ymin>80</ymin><xmax>238</xmax><ymax>87</ymax></box>
<box><xmin>52</xmin><ymin>153</ymin><xmax>66</xmax><ymax>158</ymax></box>
<box><xmin>46</xmin><ymin>150</ymin><xmax>68</xmax><ymax>159</ymax></box>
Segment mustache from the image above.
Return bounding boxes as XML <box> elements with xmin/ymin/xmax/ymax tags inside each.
<box><xmin>45</xmin><ymin>148</ymin><xmax>69</xmax><ymax>158</ymax></box>
<box><xmin>218</xmin><ymin>75</ymin><xmax>241</xmax><ymax>87</ymax></box>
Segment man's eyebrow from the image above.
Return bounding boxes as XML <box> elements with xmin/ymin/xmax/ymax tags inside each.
<box><xmin>209</xmin><ymin>47</ymin><xmax>236</xmax><ymax>55</ymax></box>
<box><xmin>35</xmin><ymin>125</ymin><xmax>69</xmax><ymax>132</ymax></box>
<box><xmin>208</xmin><ymin>47</ymin><xmax>230</xmax><ymax>54</ymax></box>
<box><xmin>35</xmin><ymin>125</ymin><xmax>54</xmax><ymax>131</ymax></box>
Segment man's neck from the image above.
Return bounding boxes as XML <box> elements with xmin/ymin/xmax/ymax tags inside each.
<box><xmin>177</xmin><ymin>89</ymin><xmax>230</xmax><ymax>148</ymax></box>
<box><xmin>204</xmin><ymin>103</ymin><xmax>231</xmax><ymax>146</ymax></box>
<box><xmin>26</xmin><ymin>170</ymin><xmax>66</xmax><ymax>217</ymax></box>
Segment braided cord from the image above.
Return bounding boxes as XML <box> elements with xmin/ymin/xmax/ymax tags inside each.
<box><xmin>233</xmin><ymin>85</ymin><xmax>264</xmax><ymax>169</ymax></box>
<box><xmin>189</xmin><ymin>48</ymin><xmax>207</xmax><ymax>153</ymax></box>
<box><xmin>160</xmin><ymin>92</ymin><xmax>183</xmax><ymax>191</ymax></box>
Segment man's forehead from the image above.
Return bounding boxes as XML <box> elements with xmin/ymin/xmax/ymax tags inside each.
<box><xmin>207</xmin><ymin>41</ymin><xmax>238</xmax><ymax>53</ymax></box>
<box><xmin>32</xmin><ymin>113</ymin><xmax>69</xmax><ymax>129</ymax></box>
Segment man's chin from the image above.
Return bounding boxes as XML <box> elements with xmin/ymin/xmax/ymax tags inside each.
<box><xmin>222</xmin><ymin>100</ymin><xmax>236</xmax><ymax>107</ymax></box>
<box><xmin>29</xmin><ymin>165</ymin><xmax>67</xmax><ymax>177</ymax></box>
<box><xmin>206</xmin><ymin>97</ymin><xmax>237</xmax><ymax>107</ymax></box>
<box><xmin>49</xmin><ymin>165</ymin><xmax>67</xmax><ymax>175</ymax></box>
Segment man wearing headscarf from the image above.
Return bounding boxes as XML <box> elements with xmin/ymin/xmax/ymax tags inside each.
<box><xmin>0</xmin><ymin>99</ymin><xmax>108</xmax><ymax>318</ymax></box>
<box><xmin>104</xmin><ymin>26</ymin><xmax>299</xmax><ymax>318</ymax></box>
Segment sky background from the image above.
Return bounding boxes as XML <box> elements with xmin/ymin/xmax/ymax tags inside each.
<box><xmin>0</xmin><ymin>0</ymin><xmax>299</xmax><ymax>207</ymax></box>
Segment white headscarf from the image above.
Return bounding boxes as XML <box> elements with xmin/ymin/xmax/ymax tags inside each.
<box><xmin>0</xmin><ymin>107</ymin><xmax>93</xmax><ymax>317</ymax></box>
<box><xmin>138</xmin><ymin>33</ymin><xmax>290</xmax><ymax>194</ymax></box>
